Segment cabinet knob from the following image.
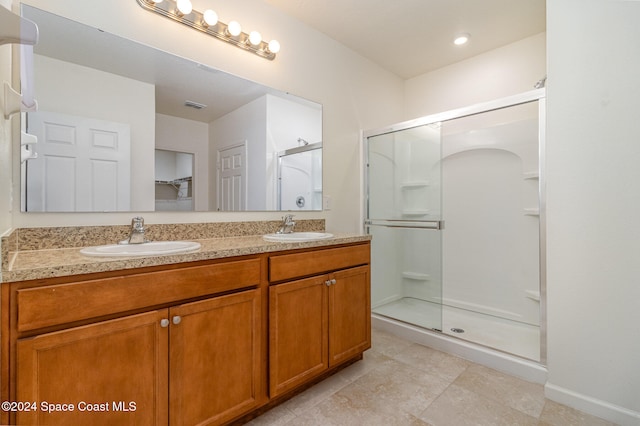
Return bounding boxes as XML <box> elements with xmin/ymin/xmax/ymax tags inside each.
<box><xmin>172</xmin><ymin>315</ymin><xmax>182</xmax><ymax>325</ymax></box>
<box><xmin>160</xmin><ymin>318</ymin><xmax>170</xmax><ymax>328</ymax></box>
<box><xmin>330</xmin><ymin>279</ymin><xmax>337</xmax><ymax>285</ymax></box>
<box><xmin>325</xmin><ymin>280</ymin><xmax>331</xmax><ymax>286</ymax></box>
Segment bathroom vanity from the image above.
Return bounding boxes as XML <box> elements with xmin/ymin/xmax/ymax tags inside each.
<box><xmin>0</xmin><ymin>222</ymin><xmax>370</xmax><ymax>425</ymax></box>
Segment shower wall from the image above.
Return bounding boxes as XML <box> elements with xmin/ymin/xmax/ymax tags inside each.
<box><xmin>279</xmin><ymin>148</ymin><xmax>322</xmax><ymax>210</ymax></box>
<box><xmin>441</xmin><ymin>103</ymin><xmax>540</xmax><ymax>327</ymax></box>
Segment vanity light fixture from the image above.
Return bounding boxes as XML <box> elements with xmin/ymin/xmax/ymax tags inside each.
<box><xmin>202</xmin><ymin>9</ymin><xmax>218</xmax><ymax>27</ymax></box>
<box><xmin>226</xmin><ymin>20</ymin><xmax>242</xmax><ymax>38</ymax></box>
<box><xmin>267</xmin><ymin>39</ymin><xmax>280</xmax><ymax>54</ymax></box>
<box><xmin>136</xmin><ymin>0</ymin><xmax>280</xmax><ymax>60</ymax></box>
<box><xmin>248</xmin><ymin>31</ymin><xmax>262</xmax><ymax>46</ymax></box>
<box><xmin>175</xmin><ymin>0</ymin><xmax>192</xmax><ymax>16</ymax></box>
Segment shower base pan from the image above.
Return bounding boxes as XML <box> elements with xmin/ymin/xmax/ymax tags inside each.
<box><xmin>372</xmin><ymin>297</ymin><xmax>540</xmax><ymax>362</ymax></box>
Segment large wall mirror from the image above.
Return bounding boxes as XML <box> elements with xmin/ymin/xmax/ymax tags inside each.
<box><xmin>19</xmin><ymin>5</ymin><xmax>323</xmax><ymax>213</ymax></box>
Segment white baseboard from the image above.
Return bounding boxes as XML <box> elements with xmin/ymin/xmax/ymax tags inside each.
<box><xmin>545</xmin><ymin>383</ymin><xmax>640</xmax><ymax>426</ymax></box>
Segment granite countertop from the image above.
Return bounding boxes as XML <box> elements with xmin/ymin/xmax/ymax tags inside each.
<box><xmin>2</xmin><ymin>233</ymin><xmax>371</xmax><ymax>283</ymax></box>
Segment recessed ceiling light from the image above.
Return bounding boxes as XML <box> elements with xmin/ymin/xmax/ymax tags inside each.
<box><xmin>454</xmin><ymin>33</ymin><xmax>470</xmax><ymax>46</ymax></box>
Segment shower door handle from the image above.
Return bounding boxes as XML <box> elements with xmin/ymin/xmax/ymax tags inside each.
<box><xmin>364</xmin><ymin>219</ymin><xmax>444</xmax><ymax>230</ymax></box>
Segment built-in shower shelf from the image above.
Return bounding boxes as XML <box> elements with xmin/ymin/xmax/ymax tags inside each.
<box><xmin>525</xmin><ymin>290</ymin><xmax>541</xmax><ymax>302</ymax></box>
<box><xmin>523</xmin><ymin>171</ymin><xmax>539</xmax><ymax>180</ymax></box>
<box><xmin>402</xmin><ymin>210</ymin><xmax>430</xmax><ymax>216</ymax></box>
<box><xmin>402</xmin><ymin>272</ymin><xmax>431</xmax><ymax>281</ymax></box>
<box><xmin>401</xmin><ymin>181</ymin><xmax>430</xmax><ymax>188</ymax></box>
<box><xmin>523</xmin><ymin>208</ymin><xmax>540</xmax><ymax>216</ymax></box>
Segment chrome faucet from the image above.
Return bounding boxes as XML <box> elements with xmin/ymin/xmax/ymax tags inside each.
<box><xmin>276</xmin><ymin>214</ymin><xmax>296</xmax><ymax>234</ymax></box>
<box><xmin>120</xmin><ymin>216</ymin><xmax>149</xmax><ymax>244</ymax></box>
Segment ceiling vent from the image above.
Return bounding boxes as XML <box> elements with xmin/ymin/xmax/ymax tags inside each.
<box><xmin>184</xmin><ymin>100</ymin><xmax>207</xmax><ymax>110</ymax></box>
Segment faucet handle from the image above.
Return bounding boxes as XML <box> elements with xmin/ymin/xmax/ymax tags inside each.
<box><xmin>131</xmin><ymin>216</ymin><xmax>145</xmax><ymax>230</ymax></box>
<box><xmin>276</xmin><ymin>214</ymin><xmax>296</xmax><ymax>234</ymax></box>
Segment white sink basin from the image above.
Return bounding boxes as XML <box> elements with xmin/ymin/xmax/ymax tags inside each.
<box><xmin>80</xmin><ymin>241</ymin><xmax>201</xmax><ymax>257</ymax></box>
<box><xmin>263</xmin><ymin>232</ymin><xmax>334</xmax><ymax>243</ymax></box>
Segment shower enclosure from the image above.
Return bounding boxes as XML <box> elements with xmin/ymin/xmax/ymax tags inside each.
<box><xmin>278</xmin><ymin>142</ymin><xmax>323</xmax><ymax>210</ymax></box>
<box><xmin>365</xmin><ymin>90</ymin><xmax>545</xmax><ymax>362</ymax></box>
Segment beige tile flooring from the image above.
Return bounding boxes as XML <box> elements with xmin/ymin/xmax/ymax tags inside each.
<box><xmin>248</xmin><ymin>328</ymin><xmax>617</xmax><ymax>426</ymax></box>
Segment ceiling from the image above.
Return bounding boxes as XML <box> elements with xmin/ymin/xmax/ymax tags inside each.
<box><xmin>262</xmin><ymin>0</ymin><xmax>546</xmax><ymax>79</ymax></box>
<box><xmin>24</xmin><ymin>2</ymin><xmax>546</xmax><ymax>123</ymax></box>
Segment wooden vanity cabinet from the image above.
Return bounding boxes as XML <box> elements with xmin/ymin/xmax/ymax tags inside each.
<box><xmin>3</xmin><ymin>240</ymin><xmax>371</xmax><ymax>425</ymax></box>
<box><xmin>6</xmin><ymin>256</ymin><xmax>265</xmax><ymax>426</ymax></box>
<box><xmin>268</xmin><ymin>244</ymin><xmax>371</xmax><ymax>397</ymax></box>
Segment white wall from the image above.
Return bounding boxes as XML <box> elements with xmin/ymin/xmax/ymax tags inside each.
<box><xmin>10</xmin><ymin>0</ymin><xmax>404</xmax><ymax>230</ymax></box>
<box><xmin>156</xmin><ymin>113</ymin><xmax>208</xmax><ymax>211</ymax></box>
<box><xmin>404</xmin><ymin>32</ymin><xmax>546</xmax><ymax>120</ymax></box>
<box><xmin>545</xmin><ymin>1</ymin><xmax>640</xmax><ymax>424</ymax></box>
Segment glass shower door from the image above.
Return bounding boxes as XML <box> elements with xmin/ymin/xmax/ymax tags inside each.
<box><xmin>365</xmin><ymin>123</ymin><xmax>443</xmax><ymax>331</ymax></box>
<box><xmin>278</xmin><ymin>143</ymin><xmax>323</xmax><ymax>210</ymax></box>
<box><xmin>365</xmin><ymin>90</ymin><xmax>544</xmax><ymax>361</ymax></box>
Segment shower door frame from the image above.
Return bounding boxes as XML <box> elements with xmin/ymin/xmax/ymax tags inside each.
<box><xmin>363</xmin><ymin>88</ymin><xmax>547</xmax><ymax>364</ymax></box>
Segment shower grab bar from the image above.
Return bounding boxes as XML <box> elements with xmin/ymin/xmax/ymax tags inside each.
<box><xmin>364</xmin><ymin>219</ymin><xmax>443</xmax><ymax>230</ymax></box>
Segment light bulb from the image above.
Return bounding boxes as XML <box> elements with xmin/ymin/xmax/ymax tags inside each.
<box><xmin>267</xmin><ymin>39</ymin><xmax>280</xmax><ymax>54</ymax></box>
<box><xmin>227</xmin><ymin>21</ymin><xmax>242</xmax><ymax>37</ymax></box>
<box><xmin>203</xmin><ymin>9</ymin><xmax>218</xmax><ymax>27</ymax></box>
<box><xmin>453</xmin><ymin>33</ymin><xmax>470</xmax><ymax>45</ymax></box>
<box><xmin>176</xmin><ymin>0</ymin><xmax>192</xmax><ymax>15</ymax></box>
<box><xmin>152</xmin><ymin>0</ymin><xmax>163</xmax><ymax>3</ymax></box>
<box><xmin>248</xmin><ymin>31</ymin><xmax>262</xmax><ymax>46</ymax></box>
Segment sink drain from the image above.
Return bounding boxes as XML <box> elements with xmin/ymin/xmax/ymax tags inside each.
<box><xmin>450</xmin><ymin>328</ymin><xmax>465</xmax><ymax>334</ymax></box>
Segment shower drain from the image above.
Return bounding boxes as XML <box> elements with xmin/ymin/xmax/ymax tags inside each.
<box><xmin>450</xmin><ymin>328</ymin><xmax>465</xmax><ymax>334</ymax></box>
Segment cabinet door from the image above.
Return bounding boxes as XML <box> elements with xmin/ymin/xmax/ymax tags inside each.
<box><xmin>16</xmin><ymin>310</ymin><xmax>169</xmax><ymax>425</ymax></box>
<box><xmin>169</xmin><ymin>288</ymin><xmax>262</xmax><ymax>426</ymax></box>
<box><xmin>269</xmin><ymin>275</ymin><xmax>328</xmax><ymax>397</ymax></box>
<box><xmin>329</xmin><ymin>265</ymin><xmax>371</xmax><ymax>367</ymax></box>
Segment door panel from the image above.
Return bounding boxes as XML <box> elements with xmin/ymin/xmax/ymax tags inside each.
<box><xmin>25</xmin><ymin>111</ymin><xmax>131</xmax><ymax>212</ymax></box>
<box><xmin>217</xmin><ymin>142</ymin><xmax>247</xmax><ymax>211</ymax></box>
<box><xmin>328</xmin><ymin>266</ymin><xmax>371</xmax><ymax>366</ymax></box>
<box><xmin>269</xmin><ymin>276</ymin><xmax>328</xmax><ymax>397</ymax></box>
<box><xmin>16</xmin><ymin>310</ymin><xmax>168</xmax><ymax>425</ymax></box>
<box><xmin>368</xmin><ymin>225</ymin><xmax>443</xmax><ymax>332</ymax></box>
<box><xmin>169</xmin><ymin>289</ymin><xmax>262</xmax><ymax>426</ymax></box>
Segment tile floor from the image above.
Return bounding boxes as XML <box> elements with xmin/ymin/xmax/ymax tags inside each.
<box><xmin>247</xmin><ymin>328</ymin><xmax>617</xmax><ymax>426</ymax></box>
